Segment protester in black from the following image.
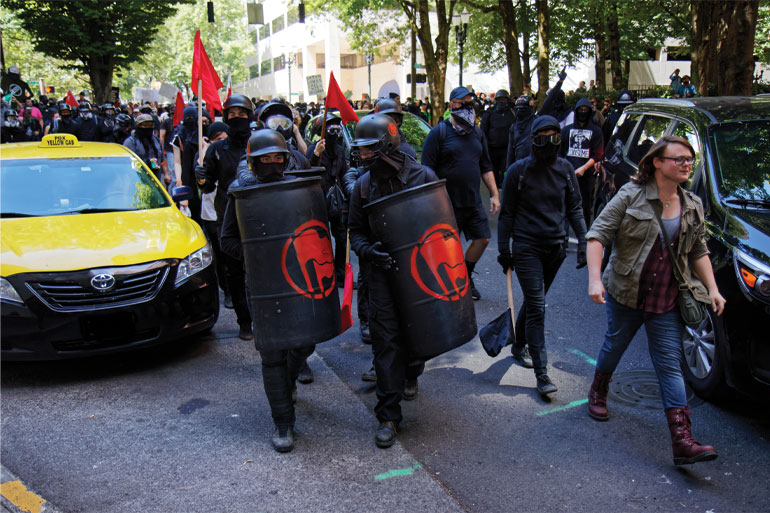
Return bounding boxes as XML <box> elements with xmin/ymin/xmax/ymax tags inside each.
<box><xmin>306</xmin><ymin>113</ymin><xmax>349</xmax><ymax>285</ymax></box>
<box><xmin>481</xmin><ymin>89</ymin><xmax>515</xmax><ymax>186</ymax></box>
<box><xmin>373</xmin><ymin>97</ymin><xmax>417</xmax><ymax>160</ymax></box>
<box><xmin>52</xmin><ymin>102</ymin><xmax>80</xmax><ymax>135</ymax></box>
<box><xmin>348</xmin><ymin>113</ymin><xmax>438</xmax><ymax>448</ymax></box>
<box><xmin>560</xmin><ymin>98</ymin><xmax>604</xmax><ymax>228</ymax></box>
<box><xmin>1</xmin><ymin>109</ymin><xmax>28</xmax><ymax>143</ymax></box>
<box><xmin>498</xmin><ymin>115</ymin><xmax>587</xmax><ymax>397</ymax></box>
<box><xmin>123</xmin><ymin>113</ymin><xmax>170</xmax><ymax>185</ymax></box>
<box><xmin>75</xmin><ymin>102</ymin><xmax>100</xmax><ymax>141</ymax></box>
<box><xmin>219</xmin><ymin>130</ymin><xmax>312</xmax><ymax>453</ymax></box>
<box><xmin>195</xmin><ymin>94</ymin><xmax>254</xmax><ymax>341</ymax></box>
<box><xmin>421</xmin><ymin>86</ymin><xmax>500</xmax><ymax>301</ymax></box>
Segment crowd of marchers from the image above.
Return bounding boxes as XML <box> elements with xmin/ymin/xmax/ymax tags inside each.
<box><xmin>0</xmin><ymin>64</ymin><xmax>724</xmax><ymax>468</ymax></box>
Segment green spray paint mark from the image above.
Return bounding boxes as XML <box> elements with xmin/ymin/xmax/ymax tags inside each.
<box><xmin>374</xmin><ymin>463</ymin><xmax>423</xmax><ymax>481</ymax></box>
<box><xmin>536</xmin><ymin>398</ymin><xmax>589</xmax><ymax>416</ymax></box>
<box><xmin>569</xmin><ymin>348</ymin><xmax>597</xmax><ymax>366</ymax></box>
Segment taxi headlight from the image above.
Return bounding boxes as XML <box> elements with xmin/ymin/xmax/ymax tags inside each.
<box><xmin>175</xmin><ymin>242</ymin><xmax>213</xmax><ymax>286</ymax></box>
<box><xmin>735</xmin><ymin>249</ymin><xmax>770</xmax><ymax>297</ymax></box>
<box><xmin>0</xmin><ymin>277</ymin><xmax>24</xmax><ymax>304</ymax></box>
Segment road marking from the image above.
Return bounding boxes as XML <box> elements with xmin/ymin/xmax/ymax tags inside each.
<box><xmin>374</xmin><ymin>463</ymin><xmax>422</xmax><ymax>481</ymax></box>
<box><xmin>1</xmin><ymin>480</ymin><xmax>46</xmax><ymax>513</ymax></box>
<box><xmin>536</xmin><ymin>399</ymin><xmax>589</xmax><ymax>416</ymax></box>
<box><xmin>568</xmin><ymin>348</ymin><xmax>597</xmax><ymax>366</ymax></box>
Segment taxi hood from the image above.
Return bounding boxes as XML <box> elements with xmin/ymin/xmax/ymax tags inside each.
<box><xmin>1</xmin><ymin>208</ymin><xmax>206</xmax><ymax>276</ymax></box>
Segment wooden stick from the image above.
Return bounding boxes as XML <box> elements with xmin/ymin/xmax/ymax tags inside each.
<box><xmin>345</xmin><ymin>231</ymin><xmax>351</xmax><ymax>265</ymax></box>
<box><xmin>506</xmin><ymin>268</ymin><xmax>516</xmax><ymax>336</ymax></box>
<box><xmin>197</xmin><ymin>79</ymin><xmax>204</xmax><ymax>166</ymax></box>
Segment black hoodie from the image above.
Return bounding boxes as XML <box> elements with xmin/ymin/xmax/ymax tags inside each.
<box><xmin>559</xmin><ymin>98</ymin><xmax>604</xmax><ymax>173</ymax></box>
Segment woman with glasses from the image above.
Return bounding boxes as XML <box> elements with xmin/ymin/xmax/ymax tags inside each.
<box><xmin>497</xmin><ymin>115</ymin><xmax>588</xmax><ymax>397</ymax></box>
<box><xmin>585</xmin><ymin>135</ymin><xmax>725</xmax><ymax>466</ymax></box>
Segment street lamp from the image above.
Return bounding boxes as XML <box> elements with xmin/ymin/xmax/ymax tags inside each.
<box><xmin>365</xmin><ymin>53</ymin><xmax>374</xmax><ymax>101</ymax></box>
<box><xmin>285</xmin><ymin>53</ymin><xmax>296</xmax><ymax>100</ymax></box>
<box><xmin>453</xmin><ymin>8</ymin><xmax>470</xmax><ymax>88</ymax></box>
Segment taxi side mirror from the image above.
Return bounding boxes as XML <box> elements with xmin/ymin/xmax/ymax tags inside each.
<box><xmin>171</xmin><ymin>185</ymin><xmax>194</xmax><ymax>202</ymax></box>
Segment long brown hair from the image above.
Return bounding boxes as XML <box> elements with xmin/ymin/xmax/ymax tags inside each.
<box><xmin>631</xmin><ymin>135</ymin><xmax>695</xmax><ymax>184</ymax></box>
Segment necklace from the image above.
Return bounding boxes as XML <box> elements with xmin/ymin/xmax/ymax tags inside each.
<box><xmin>662</xmin><ymin>192</ymin><xmax>678</xmax><ymax>208</ymax></box>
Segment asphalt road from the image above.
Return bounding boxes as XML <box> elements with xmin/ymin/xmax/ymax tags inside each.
<box><xmin>2</xmin><ymin>195</ymin><xmax>770</xmax><ymax>513</ymax></box>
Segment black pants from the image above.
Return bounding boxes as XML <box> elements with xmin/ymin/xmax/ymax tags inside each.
<box><xmin>217</xmin><ymin>221</ymin><xmax>251</xmax><ymax>329</ymax></box>
<box><xmin>369</xmin><ymin>266</ymin><xmax>425</xmax><ymax>424</ymax></box>
<box><xmin>489</xmin><ymin>146</ymin><xmax>508</xmax><ymax>188</ymax></box>
<box><xmin>577</xmin><ymin>171</ymin><xmax>594</xmax><ymax>229</ymax></box>
<box><xmin>357</xmin><ymin>259</ymin><xmax>370</xmax><ymax>325</ymax></box>
<box><xmin>510</xmin><ymin>242</ymin><xmax>566</xmax><ymax>375</ymax></box>
<box><xmin>203</xmin><ymin>220</ymin><xmax>229</xmax><ymax>296</ymax></box>
<box><xmin>259</xmin><ymin>345</ymin><xmax>315</xmax><ymax>428</ymax></box>
<box><xmin>330</xmin><ymin>215</ymin><xmax>347</xmax><ymax>282</ymax></box>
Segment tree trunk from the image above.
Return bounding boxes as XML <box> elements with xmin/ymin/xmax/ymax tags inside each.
<box><xmin>592</xmin><ymin>2</ymin><xmax>606</xmax><ymax>89</ymax></box>
<box><xmin>88</xmin><ymin>53</ymin><xmax>114</xmax><ymax>105</ymax></box>
<box><xmin>410</xmin><ymin>9</ymin><xmax>417</xmax><ymax>101</ymax></box>
<box><xmin>522</xmin><ymin>31</ymin><xmax>531</xmax><ymax>88</ymax></box>
<box><xmin>535</xmin><ymin>0</ymin><xmax>549</xmax><ymax>105</ymax></box>
<box><xmin>692</xmin><ymin>0</ymin><xmax>759</xmax><ymax>96</ymax></box>
<box><xmin>607</xmin><ymin>0</ymin><xmax>623</xmax><ymax>90</ymax></box>
<box><xmin>404</xmin><ymin>0</ymin><xmax>454</xmax><ymax>126</ymax></box>
<box><xmin>499</xmin><ymin>0</ymin><xmax>523</xmax><ymax>96</ymax></box>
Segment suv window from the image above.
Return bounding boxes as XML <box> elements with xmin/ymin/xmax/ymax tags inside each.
<box><xmin>671</xmin><ymin>121</ymin><xmax>702</xmax><ymax>187</ymax></box>
<box><xmin>627</xmin><ymin>114</ymin><xmax>671</xmax><ymax>165</ymax></box>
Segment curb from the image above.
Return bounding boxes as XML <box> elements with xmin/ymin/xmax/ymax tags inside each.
<box><xmin>1</xmin><ymin>465</ymin><xmax>63</xmax><ymax>513</ymax></box>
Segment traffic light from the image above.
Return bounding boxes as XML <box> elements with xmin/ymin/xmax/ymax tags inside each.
<box><xmin>45</xmin><ymin>86</ymin><xmax>55</xmax><ymax>94</ymax></box>
<box><xmin>207</xmin><ymin>1</ymin><xmax>214</xmax><ymax>23</ymax></box>
<box><xmin>299</xmin><ymin>2</ymin><xmax>305</xmax><ymax>23</ymax></box>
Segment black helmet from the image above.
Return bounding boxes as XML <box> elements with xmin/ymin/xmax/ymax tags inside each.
<box><xmin>222</xmin><ymin>93</ymin><xmax>254</xmax><ymax>121</ymax></box>
<box><xmin>140</xmin><ymin>103</ymin><xmax>153</xmax><ymax>113</ymax></box>
<box><xmin>58</xmin><ymin>102</ymin><xmax>72</xmax><ymax>115</ymax></box>
<box><xmin>115</xmin><ymin>113</ymin><xmax>132</xmax><ymax>129</ymax></box>
<box><xmin>101</xmin><ymin>103</ymin><xmax>115</xmax><ymax>112</ymax></box>
<box><xmin>246</xmin><ymin>129</ymin><xmax>289</xmax><ymax>158</ymax></box>
<box><xmin>259</xmin><ymin>101</ymin><xmax>294</xmax><ymax>139</ymax></box>
<box><xmin>373</xmin><ymin>98</ymin><xmax>401</xmax><ymax>116</ymax></box>
<box><xmin>258</xmin><ymin>101</ymin><xmax>293</xmax><ymax>123</ymax></box>
<box><xmin>495</xmin><ymin>89</ymin><xmax>510</xmax><ymax>99</ymax></box>
<box><xmin>78</xmin><ymin>101</ymin><xmax>91</xmax><ymax>112</ymax></box>
<box><xmin>351</xmin><ymin>113</ymin><xmax>400</xmax><ymax>156</ymax></box>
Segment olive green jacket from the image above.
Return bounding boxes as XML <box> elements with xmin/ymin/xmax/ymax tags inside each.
<box><xmin>586</xmin><ymin>181</ymin><xmax>710</xmax><ymax>309</ymax></box>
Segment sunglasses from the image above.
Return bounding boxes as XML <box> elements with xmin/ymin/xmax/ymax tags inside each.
<box><xmin>532</xmin><ymin>133</ymin><xmax>561</xmax><ymax>147</ymax></box>
<box><xmin>326</xmin><ymin>125</ymin><xmax>342</xmax><ymax>135</ymax></box>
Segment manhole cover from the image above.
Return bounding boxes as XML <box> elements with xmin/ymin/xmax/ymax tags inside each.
<box><xmin>608</xmin><ymin>369</ymin><xmax>700</xmax><ymax>409</ymax></box>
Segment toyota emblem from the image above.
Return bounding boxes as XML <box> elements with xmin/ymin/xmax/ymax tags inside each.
<box><xmin>90</xmin><ymin>273</ymin><xmax>116</xmax><ymax>293</ymax></box>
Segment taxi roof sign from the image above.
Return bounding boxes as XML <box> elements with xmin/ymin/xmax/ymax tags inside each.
<box><xmin>40</xmin><ymin>134</ymin><xmax>81</xmax><ymax>148</ymax></box>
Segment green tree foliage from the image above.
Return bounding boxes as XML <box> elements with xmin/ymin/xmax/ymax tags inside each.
<box><xmin>3</xmin><ymin>0</ymin><xmax>193</xmax><ymax>104</ymax></box>
<box><xmin>116</xmin><ymin>0</ymin><xmax>252</xmax><ymax>96</ymax></box>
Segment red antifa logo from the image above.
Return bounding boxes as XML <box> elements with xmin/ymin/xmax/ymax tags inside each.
<box><xmin>410</xmin><ymin>223</ymin><xmax>468</xmax><ymax>301</ymax></box>
<box><xmin>281</xmin><ymin>220</ymin><xmax>336</xmax><ymax>299</ymax></box>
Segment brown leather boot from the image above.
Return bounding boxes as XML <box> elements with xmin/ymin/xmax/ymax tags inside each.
<box><xmin>587</xmin><ymin>370</ymin><xmax>612</xmax><ymax>421</ymax></box>
<box><xmin>665</xmin><ymin>406</ymin><xmax>718</xmax><ymax>465</ymax></box>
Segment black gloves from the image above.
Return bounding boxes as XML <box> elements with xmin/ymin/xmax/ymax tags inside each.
<box><xmin>365</xmin><ymin>242</ymin><xmax>394</xmax><ymax>270</ymax></box>
<box><xmin>497</xmin><ymin>252</ymin><xmax>514</xmax><ymax>274</ymax></box>
<box><xmin>576</xmin><ymin>241</ymin><xmax>587</xmax><ymax>269</ymax></box>
<box><xmin>194</xmin><ymin>165</ymin><xmax>207</xmax><ymax>184</ymax></box>
<box><xmin>558</xmin><ymin>66</ymin><xmax>567</xmax><ymax>82</ymax></box>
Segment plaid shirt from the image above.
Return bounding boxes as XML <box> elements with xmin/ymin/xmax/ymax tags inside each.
<box><xmin>637</xmin><ymin>230</ymin><xmax>679</xmax><ymax>313</ymax></box>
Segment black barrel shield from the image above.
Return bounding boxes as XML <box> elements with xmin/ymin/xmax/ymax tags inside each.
<box><xmin>231</xmin><ymin>177</ymin><xmax>341</xmax><ymax>351</ymax></box>
<box><xmin>364</xmin><ymin>180</ymin><xmax>477</xmax><ymax>359</ymax></box>
<box><xmin>286</xmin><ymin>166</ymin><xmax>326</xmax><ymax>179</ymax></box>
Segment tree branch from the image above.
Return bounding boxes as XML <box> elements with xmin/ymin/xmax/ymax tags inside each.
<box><xmin>461</xmin><ymin>0</ymin><xmax>498</xmax><ymax>14</ymax></box>
<box><xmin>657</xmin><ymin>0</ymin><xmax>692</xmax><ymax>32</ymax></box>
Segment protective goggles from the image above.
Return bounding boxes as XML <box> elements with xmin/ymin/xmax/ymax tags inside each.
<box><xmin>326</xmin><ymin>125</ymin><xmax>343</xmax><ymax>135</ymax></box>
<box><xmin>265</xmin><ymin>115</ymin><xmax>292</xmax><ymax>131</ymax></box>
<box><xmin>532</xmin><ymin>133</ymin><xmax>561</xmax><ymax>147</ymax></box>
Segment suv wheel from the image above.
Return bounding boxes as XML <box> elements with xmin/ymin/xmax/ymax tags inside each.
<box><xmin>681</xmin><ymin>309</ymin><xmax>729</xmax><ymax>400</ymax></box>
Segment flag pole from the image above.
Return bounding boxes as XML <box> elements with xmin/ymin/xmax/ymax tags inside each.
<box><xmin>320</xmin><ymin>95</ymin><xmax>327</xmax><ymax>148</ymax></box>
<box><xmin>197</xmin><ymin>79</ymin><xmax>203</xmax><ymax>166</ymax></box>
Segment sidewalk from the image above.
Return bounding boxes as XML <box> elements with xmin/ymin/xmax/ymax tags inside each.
<box><xmin>1</xmin><ymin>322</ymin><xmax>466</xmax><ymax>513</ymax></box>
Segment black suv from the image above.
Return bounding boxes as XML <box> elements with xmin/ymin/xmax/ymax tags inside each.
<box><xmin>601</xmin><ymin>97</ymin><xmax>770</xmax><ymax>400</ymax></box>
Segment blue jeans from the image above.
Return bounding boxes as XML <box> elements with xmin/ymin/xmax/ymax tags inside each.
<box><xmin>596</xmin><ymin>294</ymin><xmax>687</xmax><ymax>409</ymax></box>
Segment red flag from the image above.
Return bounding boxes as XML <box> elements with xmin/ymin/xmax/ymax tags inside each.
<box><xmin>65</xmin><ymin>89</ymin><xmax>79</xmax><ymax>108</ymax></box>
<box><xmin>191</xmin><ymin>30</ymin><xmax>224</xmax><ymax>113</ymax></box>
<box><xmin>226</xmin><ymin>72</ymin><xmax>232</xmax><ymax>100</ymax></box>
<box><xmin>339</xmin><ymin>262</ymin><xmax>354</xmax><ymax>333</ymax></box>
<box><xmin>172</xmin><ymin>91</ymin><xmax>186</xmax><ymax>127</ymax></box>
<box><xmin>325</xmin><ymin>71</ymin><xmax>359</xmax><ymax>124</ymax></box>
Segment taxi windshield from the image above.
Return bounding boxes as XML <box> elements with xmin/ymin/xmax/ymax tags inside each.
<box><xmin>1</xmin><ymin>157</ymin><xmax>170</xmax><ymax>217</ymax></box>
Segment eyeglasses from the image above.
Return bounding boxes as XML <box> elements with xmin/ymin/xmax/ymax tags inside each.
<box><xmin>326</xmin><ymin>125</ymin><xmax>342</xmax><ymax>135</ymax></box>
<box><xmin>532</xmin><ymin>133</ymin><xmax>561</xmax><ymax>147</ymax></box>
<box><xmin>661</xmin><ymin>156</ymin><xmax>695</xmax><ymax>165</ymax></box>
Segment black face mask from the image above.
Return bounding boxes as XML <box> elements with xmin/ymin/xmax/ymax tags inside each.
<box><xmin>495</xmin><ymin>101</ymin><xmax>509</xmax><ymax>111</ymax></box>
<box><xmin>576</xmin><ymin>110</ymin><xmax>592</xmax><ymax>124</ymax></box>
<box><xmin>136</xmin><ymin>127</ymin><xmax>153</xmax><ymax>140</ymax></box>
<box><xmin>532</xmin><ymin>141</ymin><xmax>560</xmax><ymax>164</ymax></box>
<box><xmin>227</xmin><ymin>117</ymin><xmax>250</xmax><ymax>144</ymax></box>
<box><xmin>256</xmin><ymin>162</ymin><xmax>286</xmax><ymax>183</ymax></box>
<box><xmin>325</xmin><ymin>134</ymin><xmax>338</xmax><ymax>153</ymax></box>
<box><xmin>183</xmin><ymin>118</ymin><xmax>196</xmax><ymax>130</ymax></box>
<box><xmin>514</xmin><ymin>106</ymin><xmax>532</xmax><ymax>120</ymax></box>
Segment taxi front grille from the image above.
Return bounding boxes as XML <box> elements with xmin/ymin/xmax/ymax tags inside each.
<box><xmin>26</xmin><ymin>265</ymin><xmax>169</xmax><ymax>311</ymax></box>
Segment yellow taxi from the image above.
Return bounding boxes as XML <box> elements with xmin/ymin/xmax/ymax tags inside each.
<box><xmin>1</xmin><ymin>134</ymin><xmax>218</xmax><ymax>360</ymax></box>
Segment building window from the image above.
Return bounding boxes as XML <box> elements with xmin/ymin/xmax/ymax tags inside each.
<box><xmin>273</xmin><ymin>55</ymin><xmax>286</xmax><ymax>72</ymax></box>
<box><xmin>287</xmin><ymin>6</ymin><xmax>299</xmax><ymax>25</ymax></box>
<box><xmin>259</xmin><ymin>24</ymin><xmax>270</xmax><ymax>40</ymax></box>
<box><xmin>272</xmin><ymin>15</ymin><xmax>285</xmax><ymax>33</ymax></box>
<box><xmin>252</xmin><ymin>29</ymin><xmax>258</xmax><ymax>45</ymax></box>
<box><xmin>666</xmin><ymin>46</ymin><xmax>691</xmax><ymax>61</ymax></box>
<box><xmin>316</xmin><ymin>53</ymin><xmax>325</xmax><ymax>68</ymax></box>
<box><xmin>249</xmin><ymin>64</ymin><xmax>259</xmax><ymax>79</ymax></box>
<box><xmin>261</xmin><ymin>59</ymin><xmax>272</xmax><ymax>76</ymax></box>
